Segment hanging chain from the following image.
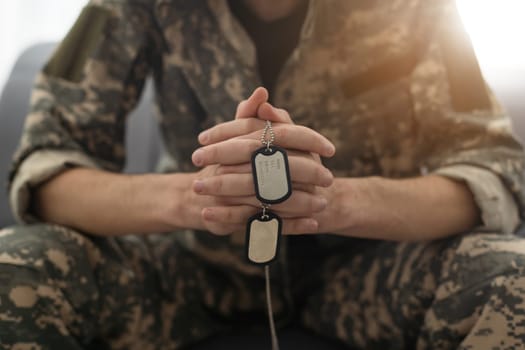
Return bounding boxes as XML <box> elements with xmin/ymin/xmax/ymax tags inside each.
<box><xmin>260</xmin><ymin>120</ymin><xmax>275</xmax><ymax>151</ymax></box>
<box><xmin>265</xmin><ymin>265</ymin><xmax>280</xmax><ymax>350</ymax></box>
<box><xmin>261</xmin><ymin>203</ymin><xmax>271</xmax><ymax>220</ymax></box>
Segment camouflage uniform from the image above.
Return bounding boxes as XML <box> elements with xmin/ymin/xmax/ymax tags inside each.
<box><xmin>2</xmin><ymin>0</ymin><xmax>525</xmax><ymax>349</ymax></box>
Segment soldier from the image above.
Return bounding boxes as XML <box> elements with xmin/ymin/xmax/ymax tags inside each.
<box><xmin>1</xmin><ymin>0</ymin><xmax>525</xmax><ymax>349</ymax></box>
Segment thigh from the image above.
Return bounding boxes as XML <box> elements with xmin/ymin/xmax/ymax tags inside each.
<box><xmin>301</xmin><ymin>233</ymin><xmax>525</xmax><ymax>350</ymax></box>
<box><xmin>0</xmin><ymin>224</ymin><xmax>111</xmax><ymax>349</ymax></box>
<box><xmin>417</xmin><ymin>233</ymin><xmax>525</xmax><ymax>350</ymax></box>
<box><xmin>300</xmin><ymin>237</ymin><xmax>449</xmax><ymax>349</ymax></box>
<box><xmin>0</xmin><ymin>224</ymin><xmax>224</xmax><ymax>350</ymax></box>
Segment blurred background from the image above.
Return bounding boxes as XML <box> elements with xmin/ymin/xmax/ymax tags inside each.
<box><xmin>455</xmin><ymin>0</ymin><xmax>525</xmax><ymax>137</ymax></box>
<box><xmin>0</xmin><ymin>0</ymin><xmax>86</xmax><ymax>92</ymax></box>
<box><xmin>0</xmin><ymin>0</ymin><xmax>524</xmax><ymax>124</ymax></box>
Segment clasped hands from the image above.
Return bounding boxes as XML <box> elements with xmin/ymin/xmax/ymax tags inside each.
<box><xmin>190</xmin><ymin>87</ymin><xmax>337</xmax><ymax>235</ymax></box>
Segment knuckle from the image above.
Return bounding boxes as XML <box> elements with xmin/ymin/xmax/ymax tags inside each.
<box><xmin>224</xmin><ymin>208</ymin><xmax>235</xmax><ymax>222</ymax></box>
<box><xmin>277</xmin><ymin>126</ymin><xmax>289</xmax><ymax>140</ymax></box>
<box><xmin>314</xmin><ymin>165</ymin><xmax>324</xmax><ymax>184</ymax></box>
<box><xmin>248</xmin><ymin>138</ymin><xmax>261</xmax><ymax>151</ymax></box>
<box><xmin>212</xmin><ymin>177</ymin><xmax>223</xmax><ymax>193</ymax></box>
<box><xmin>308</xmin><ymin>196</ymin><xmax>319</xmax><ymax>212</ymax></box>
<box><xmin>245</xmin><ymin>176</ymin><xmax>255</xmax><ymax>191</ymax></box>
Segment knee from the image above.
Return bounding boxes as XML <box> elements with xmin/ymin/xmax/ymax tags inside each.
<box><xmin>444</xmin><ymin>233</ymin><xmax>525</xmax><ymax>280</ymax></box>
<box><xmin>0</xmin><ymin>224</ymin><xmax>100</xmax><ymax>309</ymax></box>
<box><xmin>418</xmin><ymin>234</ymin><xmax>525</xmax><ymax>348</ymax></box>
<box><xmin>0</xmin><ymin>224</ymin><xmax>91</xmax><ymax>274</ymax></box>
<box><xmin>432</xmin><ymin>233</ymin><xmax>525</xmax><ymax>309</ymax></box>
<box><xmin>0</xmin><ymin>224</ymin><xmax>102</xmax><ymax>344</ymax></box>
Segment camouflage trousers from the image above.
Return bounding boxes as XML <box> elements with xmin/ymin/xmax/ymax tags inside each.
<box><xmin>1</xmin><ymin>224</ymin><xmax>525</xmax><ymax>349</ymax></box>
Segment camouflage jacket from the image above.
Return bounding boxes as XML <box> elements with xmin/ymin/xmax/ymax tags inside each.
<box><xmin>8</xmin><ymin>0</ymin><xmax>525</xmax><ymax>269</ymax></box>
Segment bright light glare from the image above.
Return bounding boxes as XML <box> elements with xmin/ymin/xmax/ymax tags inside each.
<box><xmin>456</xmin><ymin>0</ymin><xmax>525</xmax><ymax>71</ymax></box>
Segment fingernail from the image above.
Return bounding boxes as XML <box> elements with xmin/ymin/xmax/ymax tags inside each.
<box><xmin>192</xmin><ymin>149</ymin><xmax>203</xmax><ymax>166</ymax></box>
<box><xmin>325</xmin><ymin>144</ymin><xmax>336</xmax><ymax>156</ymax></box>
<box><xmin>193</xmin><ymin>180</ymin><xmax>204</xmax><ymax>193</ymax></box>
<box><xmin>198</xmin><ymin>131</ymin><xmax>209</xmax><ymax>144</ymax></box>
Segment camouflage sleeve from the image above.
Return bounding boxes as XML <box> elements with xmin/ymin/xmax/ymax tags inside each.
<box><xmin>8</xmin><ymin>0</ymin><xmax>159</xmax><ymax>223</ymax></box>
<box><xmin>411</xmin><ymin>0</ymin><xmax>525</xmax><ymax>234</ymax></box>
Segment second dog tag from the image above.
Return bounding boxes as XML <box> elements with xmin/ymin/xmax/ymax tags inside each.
<box><xmin>251</xmin><ymin>146</ymin><xmax>292</xmax><ymax>204</ymax></box>
<box><xmin>246</xmin><ymin>211</ymin><xmax>282</xmax><ymax>265</ymax></box>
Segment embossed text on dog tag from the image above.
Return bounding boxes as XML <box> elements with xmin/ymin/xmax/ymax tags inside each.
<box><xmin>251</xmin><ymin>146</ymin><xmax>292</xmax><ymax>204</ymax></box>
<box><xmin>246</xmin><ymin>211</ymin><xmax>282</xmax><ymax>265</ymax></box>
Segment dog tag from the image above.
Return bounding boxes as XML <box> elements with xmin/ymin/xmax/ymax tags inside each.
<box><xmin>246</xmin><ymin>211</ymin><xmax>282</xmax><ymax>265</ymax></box>
<box><xmin>251</xmin><ymin>146</ymin><xmax>292</xmax><ymax>204</ymax></box>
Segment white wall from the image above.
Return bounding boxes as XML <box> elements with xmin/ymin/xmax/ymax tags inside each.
<box><xmin>456</xmin><ymin>0</ymin><xmax>525</xmax><ymax>137</ymax></box>
<box><xmin>456</xmin><ymin>0</ymin><xmax>525</xmax><ymax>79</ymax></box>
<box><xmin>0</xmin><ymin>0</ymin><xmax>86</xmax><ymax>92</ymax></box>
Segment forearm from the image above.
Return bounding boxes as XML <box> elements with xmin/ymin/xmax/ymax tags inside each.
<box><xmin>319</xmin><ymin>175</ymin><xmax>481</xmax><ymax>241</ymax></box>
<box><xmin>34</xmin><ymin>168</ymin><xmax>199</xmax><ymax>236</ymax></box>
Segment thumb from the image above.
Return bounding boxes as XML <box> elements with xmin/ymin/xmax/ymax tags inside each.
<box><xmin>257</xmin><ymin>102</ymin><xmax>294</xmax><ymax>124</ymax></box>
<box><xmin>235</xmin><ymin>87</ymin><xmax>269</xmax><ymax>119</ymax></box>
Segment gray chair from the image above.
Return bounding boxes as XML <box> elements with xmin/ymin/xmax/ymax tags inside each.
<box><xmin>0</xmin><ymin>43</ymin><xmax>348</xmax><ymax>350</ymax></box>
<box><xmin>0</xmin><ymin>43</ymin><xmax>162</xmax><ymax>227</ymax></box>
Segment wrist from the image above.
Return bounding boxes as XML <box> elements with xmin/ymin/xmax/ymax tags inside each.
<box><xmin>316</xmin><ymin>176</ymin><xmax>382</xmax><ymax>236</ymax></box>
<box><xmin>316</xmin><ymin>177</ymin><xmax>353</xmax><ymax>234</ymax></box>
<box><xmin>157</xmin><ymin>172</ymin><xmax>205</xmax><ymax>231</ymax></box>
<box><xmin>321</xmin><ymin>175</ymin><xmax>480</xmax><ymax>241</ymax></box>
